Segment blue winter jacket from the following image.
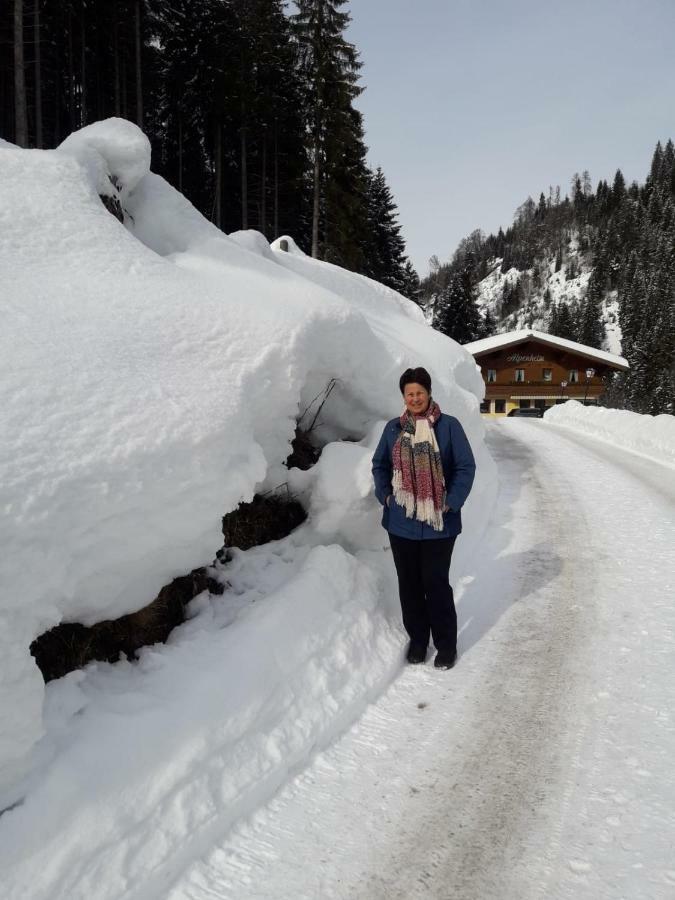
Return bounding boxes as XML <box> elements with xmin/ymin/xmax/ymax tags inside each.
<box><xmin>372</xmin><ymin>413</ymin><xmax>476</xmax><ymax>540</ymax></box>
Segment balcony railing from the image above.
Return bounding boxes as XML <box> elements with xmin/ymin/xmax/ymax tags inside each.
<box><xmin>491</xmin><ymin>380</ymin><xmax>592</xmax><ymax>387</ymax></box>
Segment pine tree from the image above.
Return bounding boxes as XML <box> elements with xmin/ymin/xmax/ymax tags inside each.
<box><xmin>572</xmin><ymin>173</ymin><xmax>584</xmax><ymax>214</ymax></box>
<box><xmin>577</xmin><ymin>271</ymin><xmax>604</xmax><ymax>348</ymax></box>
<box><xmin>620</xmin><ymin>261</ymin><xmax>648</xmax><ymax>349</ymax></box>
<box><xmin>363</xmin><ymin>166</ymin><xmax>412</xmax><ymax>292</ymax></box>
<box><xmin>400</xmin><ymin>260</ymin><xmax>421</xmax><ymax>304</ymax></box>
<box><xmin>321</xmin><ymin>103</ymin><xmax>370</xmax><ymax>270</ymax></box>
<box><xmin>548</xmin><ymin>300</ymin><xmax>576</xmax><ymax>340</ymax></box>
<box><xmin>151</xmin><ymin>0</ymin><xmax>223</xmax><ymax>215</ymax></box>
<box><xmin>663</xmin><ymin>138</ymin><xmax>675</xmax><ymax>179</ymax></box>
<box><xmin>432</xmin><ymin>266</ymin><xmax>481</xmax><ymax>344</ymax></box>
<box><xmin>649</xmin><ymin>140</ymin><xmax>664</xmax><ymax>184</ymax></box>
<box><xmin>13</xmin><ymin>0</ymin><xmax>28</xmax><ymax>147</ymax></box>
<box><xmin>548</xmin><ymin>300</ymin><xmax>559</xmax><ymax>335</ymax></box>
<box><xmin>668</xmin><ymin>140</ymin><xmax>675</xmax><ymax>196</ymax></box>
<box><xmin>501</xmin><ymin>277</ymin><xmax>522</xmax><ymax>316</ymax></box>
<box><xmin>582</xmin><ymin>170</ymin><xmax>592</xmax><ymax>197</ymax></box>
<box><xmin>612</xmin><ymin>168</ymin><xmax>626</xmax><ymax>208</ymax></box>
<box><xmin>480</xmin><ymin>307</ymin><xmax>496</xmax><ymax>338</ymax></box>
<box><xmin>292</xmin><ymin>0</ymin><xmax>367</xmax><ymax>263</ymax></box>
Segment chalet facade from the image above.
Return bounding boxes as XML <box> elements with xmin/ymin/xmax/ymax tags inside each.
<box><xmin>464</xmin><ymin>330</ymin><xmax>629</xmax><ymax>416</ymax></box>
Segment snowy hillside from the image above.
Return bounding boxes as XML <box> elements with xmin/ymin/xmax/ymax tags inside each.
<box><xmin>0</xmin><ymin>119</ymin><xmax>494</xmax><ymax>898</ymax></box>
<box><xmin>474</xmin><ymin>237</ymin><xmax>623</xmax><ymax>356</ymax></box>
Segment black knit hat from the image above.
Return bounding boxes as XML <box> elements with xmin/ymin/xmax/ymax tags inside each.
<box><xmin>399</xmin><ymin>367</ymin><xmax>432</xmax><ymax>395</ymax></box>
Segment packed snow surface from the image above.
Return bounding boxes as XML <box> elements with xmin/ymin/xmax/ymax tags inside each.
<box><xmin>0</xmin><ymin>116</ymin><xmax>493</xmax><ymax>883</ymax></box>
<box><xmin>544</xmin><ymin>400</ymin><xmax>675</xmax><ymax>467</ymax></box>
<box><xmin>167</xmin><ymin>421</ymin><xmax>675</xmax><ymax>900</ymax></box>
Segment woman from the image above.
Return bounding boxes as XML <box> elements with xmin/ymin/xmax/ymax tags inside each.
<box><xmin>372</xmin><ymin>367</ymin><xmax>476</xmax><ymax>669</ymax></box>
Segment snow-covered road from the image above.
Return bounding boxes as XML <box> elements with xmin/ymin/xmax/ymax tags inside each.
<box><xmin>167</xmin><ymin>419</ymin><xmax>675</xmax><ymax>900</ymax></box>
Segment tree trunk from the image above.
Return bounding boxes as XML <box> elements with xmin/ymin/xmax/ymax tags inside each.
<box><xmin>52</xmin><ymin>10</ymin><xmax>60</xmax><ymax>145</ymax></box>
<box><xmin>113</xmin><ymin>20</ymin><xmax>121</xmax><ymax>116</ymax></box>
<box><xmin>34</xmin><ymin>0</ymin><xmax>42</xmax><ymax>147</ymax></box>
<box><xmin>80</xmin><ymin>9</ymin><xmax>86</xmax><ymax>126</ymax></box>
<box><xmin>214</xmin><ymin>122</ymin><xmax>222</xmax><ymax>228</ymax></box>
<box><xmin>95</xmin><ymin>23</ymin><xmax>102</xmax><ymax>120</ymax></box>
<box><xmin>121</xmin><ymin>47</ymin><xmax>128</xmax><ymax>119</ymax></box>
<box><xmin>310</xmin><ymin>7</ymin><xmax>323</xmax><ymax>258</ymax></box>
<box><xmin>67</xmin><ymin>11</ymin><xmax>75</xmax><ymax>130</ymax></box>
<box><xmin>241</xmin><ymin>124</ymin><xmax>248</xmax><ymax>229</ymax></box>
<box><xmin>273</xmin><ymin>118</ymin><xmax>279</xmax><ymax>239</ymax></box>
<box><xmin>135</xmin><ymin>0</ymin><xmax>143</xmax><ymax>127</ymax></box>
<box><xmin>311</xmin><ymin>127</ymin><xmax>320</xmax><ymax>258</ymax></box>
<box><xmin>260</xmin><ymin>132</ymin><xmax>267</xmax><ymax>237</ymax></box>
<box><xmin>13</xmin><ymin>0</ymin><xmax>28</xmax><ymax>147</ymax></box>
<box><xmin>177</xmin><ymin>117</ymin><xmax>183</xmax><ymax>193</ymax></box>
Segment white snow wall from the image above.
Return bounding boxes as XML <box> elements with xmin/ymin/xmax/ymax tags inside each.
<box><xmin>0</xmin><ymin>119</ymin><xmax>491</xmax><ymax>795</ymax></box>
<box><xmin>544</xmin><ymin>400</ymin><xmax>675</xmax><ymax>466</ymax></box>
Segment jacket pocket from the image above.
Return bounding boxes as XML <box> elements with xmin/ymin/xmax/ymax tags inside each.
<box><xmin>387</xmin><ymin>496</ymin><xmax>411</xmax><ymax>532</ymax></box>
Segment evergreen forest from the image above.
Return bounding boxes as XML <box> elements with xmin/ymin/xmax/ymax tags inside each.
<box><xmin>1</xmin><ymin>0</ymin><xmax>419</xmax><ymax>296</ymax></box>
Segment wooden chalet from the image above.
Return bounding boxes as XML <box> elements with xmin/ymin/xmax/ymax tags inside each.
<box><xmin>463</xmin><ymin>329</ymin><xmax>629</xmax><ymax>416</ymax></box>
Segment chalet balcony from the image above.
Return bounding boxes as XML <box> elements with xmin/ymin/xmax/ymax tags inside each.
<box><xmin>499</xmin><ymin>380</ymin><xmax>590</xmax><ymax>387</ymax></box>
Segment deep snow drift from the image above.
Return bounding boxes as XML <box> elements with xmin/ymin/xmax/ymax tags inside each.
<box><xmin>544</xmin><ymin>400</ymin><xmax>675</xmax><ymax>466</ymax></box>
<box><xmin>0</xmin><ymin>119</ymin><xmax>494</xmax><ymax>896</ymax></box>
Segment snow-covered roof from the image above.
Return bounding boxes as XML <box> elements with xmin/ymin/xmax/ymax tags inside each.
<box><xmin>464</xmin><ymin>329</ymin><xmax>629</xmax><ymax>370</ymax></box>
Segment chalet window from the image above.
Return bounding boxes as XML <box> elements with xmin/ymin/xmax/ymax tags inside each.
<box><xmin>519</xmin><ymin>399</ymin><xmax>530</xmax><ymax>408</ymax></box>
<box><xmin>487</xmin><ymin>369</ymin><xmax>497</xmax><ymax>383</ymax></box>
<box><xmin>534</xmin><ymin>399</ymin><xmax>547</xmax><ymax>409</ymax></box>
<box><xmin>480</xmin><ymin>399</ymin><xmax>490</xmax><ymax>413</ymax></box>
<box><xmin>543</xmin><ymin>368</ymin><xmax>552</xmax><ymax>382</ymax></box>
<box><xmin>495</xmin><ymin>399</ymin><xmax>506</xmax><ymax>413</ymax></box>
<box><xmin>569</xmin><ymin>369</ymin><xmax>579</xmax><ymax>383</ymax></box>
<box><xmin>515</xmin><ymin>369</ymin><xmax>525</xmax><ymax>382</ymax></box>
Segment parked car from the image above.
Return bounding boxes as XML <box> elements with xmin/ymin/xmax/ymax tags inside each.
<box><xmin>507</xmin><ymin>407</ymin><xmax>546</xmax><ymax>418</ymax></box>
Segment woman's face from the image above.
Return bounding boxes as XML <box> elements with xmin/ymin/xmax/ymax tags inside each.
<box><xmin>403</xmin><ymin>382</ymin><xmax>430</xmax><ymax>415</ymax></box>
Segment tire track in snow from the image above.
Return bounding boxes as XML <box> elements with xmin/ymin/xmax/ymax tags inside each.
<box><xmin>349</xmin><ymin>425</ymin><xmax>598</xmax><ymax>900</ymax></box>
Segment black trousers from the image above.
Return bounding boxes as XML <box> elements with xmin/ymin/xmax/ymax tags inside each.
<box><xmin>388</xmin><ymin>533</ymin><xmax>457</xmax><ymax>652</ymax></box>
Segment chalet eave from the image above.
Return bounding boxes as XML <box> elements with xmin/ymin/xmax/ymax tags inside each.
<box><xmin>465</xmin><ymin>330</ymin><xmax>629</xmax><ymax>371</ymax></box>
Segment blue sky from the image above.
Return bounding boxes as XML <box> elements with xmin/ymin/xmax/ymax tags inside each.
<box><xmin>346</xmin><ymin>0</ymin><xmax>675</xmax><ymax>275</ymax></box>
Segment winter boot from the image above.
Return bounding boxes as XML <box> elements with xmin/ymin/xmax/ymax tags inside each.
<box><xmin>434</xmin><ymin>649</ymin><xmax>457</xmax><ymax>669</ymax></box>
<box><xmin>406</xmin><ymin>643</ymin><xmax>428</xmax><ymax>664</ymax></box>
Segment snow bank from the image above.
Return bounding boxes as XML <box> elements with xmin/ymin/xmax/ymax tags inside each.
<box><xmin>0</xmin><ymin>119</ymin><xmax>494</xmax><ymax>897</ymax></box>
<box><xmin>544</xmin><ymin>400</ymin><xmax>675</xmax><ymax>466</ymax></box>
<box><xmin>58</xmin><ymin>117</ymin><xmax>151</xmax><ymax>203</ymax></box>
<box><xmin>0</xmin><ymin>534</ymin><xmax>405</xmax><ymax>900</ymax></box>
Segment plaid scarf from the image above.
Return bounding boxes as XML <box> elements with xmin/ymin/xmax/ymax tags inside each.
<box><xmin>392</xmin><ymin>399</ymin><xmax>446</xmax><ymax>531</ymax></box>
